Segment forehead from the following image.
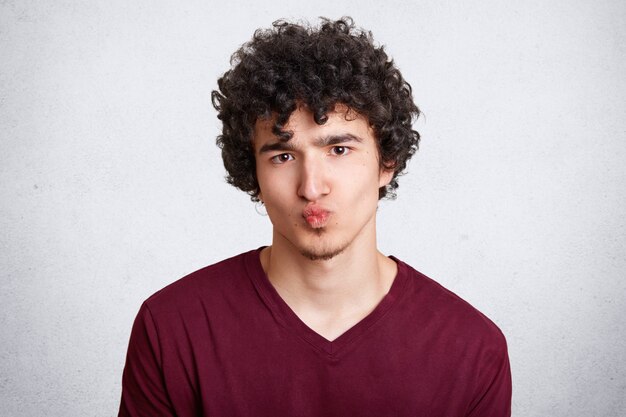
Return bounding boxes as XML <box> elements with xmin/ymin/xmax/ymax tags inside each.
<box><xmin>253</xmin><ymin>106</ymin><xmax>374</xmax><ymax>149</ymax></box>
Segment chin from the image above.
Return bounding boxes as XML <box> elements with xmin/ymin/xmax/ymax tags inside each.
<box><xmin>297</xmin><ymin>235</ymin><xmax>349</xmax><ymax>261</ymax></box>
<box><xmin>299</xmin><ymin>247</ymin><xmax>345</xmax><ymax>261</ymax></box>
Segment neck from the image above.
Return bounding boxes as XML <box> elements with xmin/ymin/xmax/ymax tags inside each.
<box><xmin>259</xmin><ymin>222</ymin><xmax>397</xmax><ymax>337</ymax></box>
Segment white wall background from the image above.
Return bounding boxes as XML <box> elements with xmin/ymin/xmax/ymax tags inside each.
<box><xmin>1</xmin><ymin>0</ymin><xmax>624</xmax><ymax>415</ymax></box>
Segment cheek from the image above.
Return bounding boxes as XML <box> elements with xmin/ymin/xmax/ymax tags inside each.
<box><xmin>345</xmin><ymin>156</ymin><xmax>382</xmax><ymax>185</ymax></box>
<box><xmin>257</xmin><ymin>169</ymin><xmax>283</xmax><ymax>199</ymax></box>
<box><xmin>333</xmin><ymin>167</ymin><xmax>380</xmax><ymax>204</ymax></box>
<box><xmin>261</xmin><ymin>184</ymin><xmax>294</xmax><ymax>217</ymax></box>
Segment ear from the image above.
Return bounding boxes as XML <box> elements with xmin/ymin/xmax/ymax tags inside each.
<box><xmin>378</xmin><ymin>167</ymin><xmax>394</xmax><ymax>188</ymax></box>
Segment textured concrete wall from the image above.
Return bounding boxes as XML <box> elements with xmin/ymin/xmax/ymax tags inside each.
<box><xmin>1</xmin><ymin>1</ymin><xmax>625</xmax><ymax>416</ymax></box>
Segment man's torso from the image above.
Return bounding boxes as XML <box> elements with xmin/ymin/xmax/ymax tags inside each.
<box><xmin>120</xmin><ymin>249</ymin><xmax>511</xmax><ymax>417</ymax></box>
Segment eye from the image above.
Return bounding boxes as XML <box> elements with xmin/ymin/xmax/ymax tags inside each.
<box><xmin>270</xmin><ymin>153</ymin><xmax>294</xmax><ymax>164</ymax></box>
<box><xmin>330</xmin><ymin>146</ymin><xmax>350</xmax><ymax>156</ymax></box>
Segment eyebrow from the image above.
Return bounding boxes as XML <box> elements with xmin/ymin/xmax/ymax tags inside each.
<box><xmin>258</xmin><ymin>134</ymin><xmax>364</xmax><ymax>154</ymax></box>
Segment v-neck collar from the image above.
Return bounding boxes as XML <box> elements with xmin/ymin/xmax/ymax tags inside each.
<box><xmin>244</xmin><ymin>247</ymin><xmax>409</xmax><ymax>358</ymax></box>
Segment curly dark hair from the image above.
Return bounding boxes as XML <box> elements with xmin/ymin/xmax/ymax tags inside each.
<box><xmin>211</xmin><ymin>17</ymin><xmax>420</xmax><ymax>201</ymax></box>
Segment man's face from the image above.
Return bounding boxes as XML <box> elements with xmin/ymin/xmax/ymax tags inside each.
<box><xmin>254</xmin><ymin>105</ymin><xmax>393</xmax><ymax>261</ymax></box>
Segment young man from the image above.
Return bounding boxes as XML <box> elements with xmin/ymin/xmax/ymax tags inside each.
<box><xmin>119</xmin><ymin>18</ymin><xmax>511</xmax><ymax>416</ymax></box>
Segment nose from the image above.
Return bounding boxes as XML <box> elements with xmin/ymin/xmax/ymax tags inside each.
<box><xmin>297</xmin><ymin>157</ymin><xmax>330</xmax><ymax>202</ymax></box>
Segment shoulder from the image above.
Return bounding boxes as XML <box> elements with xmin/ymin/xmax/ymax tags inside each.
<box><xmin>142</xmin><ymin>249</ymin><xmax>259</xmax><ymax>315</ymax></box>
<box><xmin>395</xmin><ymin>258</ymin><xmax>508</xmax><ymax>353</ymax></box>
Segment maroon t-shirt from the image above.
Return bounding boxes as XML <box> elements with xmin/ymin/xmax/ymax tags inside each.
<box><xmin>119</xmin><ymin>249</ymin><xmax>511</xmax><ymax>416</ymax></box>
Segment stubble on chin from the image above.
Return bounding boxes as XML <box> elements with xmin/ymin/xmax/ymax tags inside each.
<box><xmin>298</xmin><ymin>228</ymin><xmax>347</xmax><ymax>261</ymax></box>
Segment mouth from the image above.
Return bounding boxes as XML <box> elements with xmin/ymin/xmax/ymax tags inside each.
<box><xmin>302</xmin><ymin>205</ymin><xmax>331</xmax><ymax>229</ymax></box>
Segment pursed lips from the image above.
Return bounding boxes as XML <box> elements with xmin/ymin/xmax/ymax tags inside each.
<box><xmin>302</xmin><ymin>205</ymin><xmax>331</xmax><ymax>228</ymax></box>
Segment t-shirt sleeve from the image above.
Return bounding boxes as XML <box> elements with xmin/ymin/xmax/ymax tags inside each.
<box><xmin>466</xmin><ymin>332</ymin><xmax>512</xmax><ymax>417</ymax></box>
<box><xmin>118</xmin><ymin>302</ymin><xmax>176</xmax><ymax>417</ymax></box>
